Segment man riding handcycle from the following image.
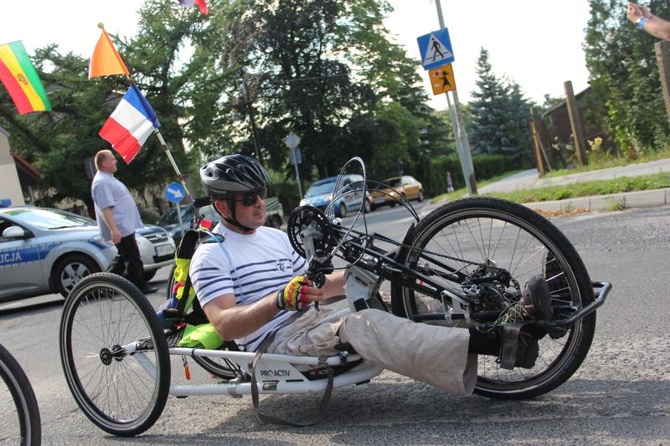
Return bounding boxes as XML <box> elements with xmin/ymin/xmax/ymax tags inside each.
<box><xmin>59</xmin><ymin>153</ymin><xmax>610</xmax><ymax>436</ymax></box>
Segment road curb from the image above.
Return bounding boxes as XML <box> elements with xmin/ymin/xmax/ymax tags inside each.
<box><xmin>522</xmin><ymin>189</ymin><xmax>670</xmax><ymax>214</ymax></box>
<box><xmin>421</xmin><ymin>188</ymin><xmax>670</xmax><ymax>219</ymax></box>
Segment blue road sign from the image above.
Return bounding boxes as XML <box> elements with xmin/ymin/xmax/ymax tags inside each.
<box><xmin>417</xmin><ymin>28</ymin><xmax>454</xmax><ymax>70</ymax></box>
<box><xmin>165</xmin><ymin>182</ymin><xmax>186</xmax><ymax>203</ymax></box>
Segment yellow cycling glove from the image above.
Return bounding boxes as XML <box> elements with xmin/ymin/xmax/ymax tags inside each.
<box><xmin>276</xmin><ymin>275</ymin><xmax>309</xmax><ymax>311</ymax></box>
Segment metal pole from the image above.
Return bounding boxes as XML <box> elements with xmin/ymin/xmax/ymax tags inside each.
<box><xmin>291</xmin><ymin>148</ymin><xmax>303</xmax><ymax>198</ymax></box>
<box><xmin>444</xmin><ymin>93</ymin><xmax>463</xmax><ymax>185</ymax></box>
<box><xmin>434</xmin><ymin>0</ymin><xmax>477</xmax><ymax>195</ymax></box>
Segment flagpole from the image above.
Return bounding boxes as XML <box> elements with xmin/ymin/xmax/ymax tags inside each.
<box><xmin>91</xmin><ymin>24</ymin><xmax>199</xmax><ymax>213</ymax></box>
<box><xmin>154</xmin><ymin>129</ymin><xmax>196</xmax><ymax>206</ymax></box>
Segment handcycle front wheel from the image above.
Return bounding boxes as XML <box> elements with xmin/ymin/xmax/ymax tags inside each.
<box><xmin>0</xmin><ymin>343</ymin><xmax>41</xmax><ymax>445</ymax></box>
<box><xmin>391</xmin><ymin>197</ymin><xmax>596</xmax><ymax>400</ymax></box>
<box><xmin>59</xmin><ymin>272</ymin><xmax>170</xmax><ymax>437</ymax></box>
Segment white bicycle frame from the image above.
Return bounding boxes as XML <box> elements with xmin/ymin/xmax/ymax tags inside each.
<box><xmin>131</xmin><ymin>262</ymin><xmax>385</xmax><ymax>398</ymax></box>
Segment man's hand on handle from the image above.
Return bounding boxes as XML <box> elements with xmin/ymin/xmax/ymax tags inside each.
<box><xmin>276</xmin><ymin>275</ymin><xmax>322</xmax><ymax>311</ymax></box>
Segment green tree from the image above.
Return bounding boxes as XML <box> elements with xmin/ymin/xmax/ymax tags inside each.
<box><xmin>584</xmin><ymin>0</ymin><xmax>670</xmax><ymax>157</ymax></box>
<box><xmin>505</xmin><ymin>82</ymin><xmax>535</xmax><ymax>167</ymax></box>
<box><xmin>219</xmin><ymin>0</ymin><xmax>438</xmax><ymax>183</ymax></box>
<box><xmin>0</xmin><ymin>2</ymin><xmax>210</xmax><ymax>212</ymax></box>
<box><xmin>1</xmin><ymin>0</ymin><xmax>446</xmax><ymax>211</ymax></box>
<box><xmin>0</xmin><ymin>47</ymin><xmax>138</xmax><ymax>212</ymax></box>
<box><xmin>467</xmin><ymin>48</ymin><xmax>533</xmax><ymax>166</ymax></box>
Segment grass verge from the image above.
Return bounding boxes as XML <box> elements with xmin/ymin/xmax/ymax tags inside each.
<box><xmin>488</xmin><ymin>172</ymin><xmax>670</xmax><ymax>203</ymax></box>
<box><xmin>431</xmin><ymin>171</ymin><xmax>670</xmax><ymax>205</ymax></box>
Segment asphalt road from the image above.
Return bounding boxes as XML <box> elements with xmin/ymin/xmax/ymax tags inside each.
<box><xmin>1</xmin><ymin>203</ymin><xmax>669</xmax><ymax>445</ymax></box>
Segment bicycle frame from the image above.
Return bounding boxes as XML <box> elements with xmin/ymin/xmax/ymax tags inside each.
<box><xmin>301</xmin><ymin>210</ymin><xmax>610</xmax><ymax>332</ymax></box>
<box><xmin>114</xmin><ymin>203</ymin><xmax>611</xmax><ymax>398</ymax></box>
<box><xmin>128</xmin><ymin>280</ymin><xmax>385</xmax><ymax>398</ymax></box>
<box><xmin>123</xmin><ymin>260</ymin><xmax>383</xmax><ymax>397</ymax></box>
<box><xmin>168</xmin><ymin>348</ymin><xmax>381</xmax><ymax>397</ymax></box>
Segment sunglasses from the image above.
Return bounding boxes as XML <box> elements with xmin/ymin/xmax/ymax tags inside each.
<box><xmin>233</xmin><ymin>188</ymin><xmax>267</xmax><ymax>207</ymax></box>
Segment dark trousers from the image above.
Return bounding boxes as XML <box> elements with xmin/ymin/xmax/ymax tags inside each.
<box><xmin>109</xmin><ymin>233</ymin><xmax>147</xmax><ymax>288</ymax></box>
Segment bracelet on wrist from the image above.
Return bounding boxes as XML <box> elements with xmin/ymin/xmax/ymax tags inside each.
<box><xmin>637</xmin><ymin>17</ymin><xmax>649</xmax><ymax>30</ymax></box>
<box><xmin>276</xmin><ymin>289</ymin><xmax>286</xmax><ymax>310</ymax></box>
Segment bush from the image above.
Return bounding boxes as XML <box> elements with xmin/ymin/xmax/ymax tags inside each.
<box><xmin>425</xmin><ymin>154</ymin><xmax>512</xmax><ymax>197</ymax></box>
<box><xmin>266</xmin><ymin>169</ymin><xmax>301</xmax><ymax>213</ymax></box>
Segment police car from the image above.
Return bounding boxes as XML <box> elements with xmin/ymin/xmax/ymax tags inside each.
<box><xmin>0</xmin><ymin>206</ymin><xmax>175</xmax><ymax>301</ymax></box>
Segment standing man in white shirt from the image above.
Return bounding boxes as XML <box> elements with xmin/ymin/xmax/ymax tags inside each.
<box><xmin>91</xmin><ymin>149</ymin><xmax>158</xmax><ymax>294</ymax></box>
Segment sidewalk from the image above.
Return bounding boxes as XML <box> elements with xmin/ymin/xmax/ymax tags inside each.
<box><xmin>428</xmin><ymin>158</ymin><xmax>670</xmax><ymax>216</ymax></box>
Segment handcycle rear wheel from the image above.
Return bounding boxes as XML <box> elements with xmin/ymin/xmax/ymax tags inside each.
<box><xmin>59</xmin><ymin>273</ymin><xmax>170</xmax><ymax>437</ymax></box>
<box><xmin>0</xmin><ymin>343</ymin><xmax>41</xmax><ymax>445</ymax></box>
<box><xmin>391</xmin><ymin>197</ymin><xmax>595</xmax><ymax>399</ymax></box>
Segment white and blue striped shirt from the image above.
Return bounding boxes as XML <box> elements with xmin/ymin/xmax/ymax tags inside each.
<box><xmin>190</xmin><ymin>223</ymin><xmax>308</xmax><ymax>351</ymax></box>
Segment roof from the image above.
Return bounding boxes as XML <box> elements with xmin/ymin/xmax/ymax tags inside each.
<box><xmin>541</xmin><ymin>85</ymin><xmax>592</xmax><ymax>118</ymax></box>
<box><xmin>10</xmin><ymin>152</ymin><xmax>41</xmax><ymax>184</ymax></box>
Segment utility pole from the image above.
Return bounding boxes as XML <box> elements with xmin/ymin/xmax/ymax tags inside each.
<box><xmin>655</xmin><ymin>40</ymin><xmax>670</xmax><ymax>124</ymax></box>
<box><xmin>434</xmin><ymin>0</ymin><xmax>477</xmax><ymax>195</ymax></box>
<box><xmin>564</xmin><ymin>81</ymin><xmax>588</xmax><ymax>167</ymax></box>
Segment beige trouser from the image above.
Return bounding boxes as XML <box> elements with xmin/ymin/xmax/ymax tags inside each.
<box><xmin>268</xmin><ymin>306</ymin><xmax>477</xmax><ymax>395</ymax></box>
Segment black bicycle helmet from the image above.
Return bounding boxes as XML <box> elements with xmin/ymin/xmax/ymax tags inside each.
<box><xmin>200</xmin><ymin>153</ymin><xmax>268</xmax><ymax>198</ymax></box>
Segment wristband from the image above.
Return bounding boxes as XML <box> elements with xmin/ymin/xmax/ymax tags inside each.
<box><xmin>276</xmin><ymin>289</ymin><xmax>286</xmax><ymax>310</ymax></box>
<box><xmin>637</xmin><ymin>17</ymin><xmax>649</xmax><ymax>30</ymax></box>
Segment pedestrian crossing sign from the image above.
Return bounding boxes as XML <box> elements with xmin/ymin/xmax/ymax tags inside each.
<box><xmin>429</xmin><ymin>64</ymin><xmax>456</xmax><ymax>95</ymax></box>
<box><xmin>417</xmin><ymin>28</ymin><xmax>454</xmax><ymax>70</ymax></box>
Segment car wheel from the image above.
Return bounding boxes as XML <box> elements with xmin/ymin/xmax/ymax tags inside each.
<box><xmin>337</xmin><ymin>202</ymin><xmax>347</xmax><ymax>218</ymax></box>
<box><xmin>364</xmin><ymin>200</ymin><xmax>371</xmax><ymax>213</ymax></box>
<box><xmin>144</xmin><ymin>270</ymin><xmax>157</xmax><ymax>282</ymax></box>
<box><xmin>418</xmin><ymin>190</ymin><xmax>424</xmax><ymax>202</ymax></box>
<box><xmin>53</xmin><ymin>254</ymin><xmax>100</xmax><ymax>298</ymax></box>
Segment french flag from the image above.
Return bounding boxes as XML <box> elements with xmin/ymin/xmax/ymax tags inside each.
<box><xmin>179</xmin><ymin>0</ymin><xmax>209</xmax><ymax>14</ymax></box>
<box><xmin>99</xmin><ymin>84</ymin><xmax>160</xmax><ymax>164</ymax></box>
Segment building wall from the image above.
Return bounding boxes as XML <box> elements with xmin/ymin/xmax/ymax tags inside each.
<box><xmin>0</xmin><ymin>126</ymin><xmax>25</xmax><ymax>206</ymax></box>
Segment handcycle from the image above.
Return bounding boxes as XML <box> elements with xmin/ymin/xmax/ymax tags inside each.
<box><xmin>0</xmin><ymin>342</ymin><xmax>41</xmax><ymax>445</ymax></box>
<box><xmin>58</xmin><ymin>157</ymin><xmax>610</xmax><ymax>437</ymax></box>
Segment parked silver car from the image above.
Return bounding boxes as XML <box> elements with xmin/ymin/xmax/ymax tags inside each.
<box><xmin>156</xmin><ymin>203</ymin><xmax>220</xmax><ymax>246</ymax></box>
<box><xmin>299</xmin><ymin>174</ymin><xmax>371</xmax><ymax>218</ymax></box>
<box><xmin>0</xmin><ymin>206</ymin><xmax>176</xmax><ymax>300</ymax></box>
<box><xmin>135</xmin><ymin>224</ymin><xmax>177</xmax><ymax>281</ymax></box>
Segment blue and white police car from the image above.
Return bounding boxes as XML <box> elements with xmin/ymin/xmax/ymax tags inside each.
<box><xmin>0</xmin><ymin>206</ymin><xmax>176</xmax><ymax>301</ymax></box>
<box><xmin>0</xmin><ymin>206</ymin><xmax>116</xmax><ymax>300</ymax></box>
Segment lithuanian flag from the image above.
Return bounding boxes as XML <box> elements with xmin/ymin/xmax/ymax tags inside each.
<box><xmin>0</xmin><ymin>41</ymin><xmax>52</xmax><ymax>114</ymax></box>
